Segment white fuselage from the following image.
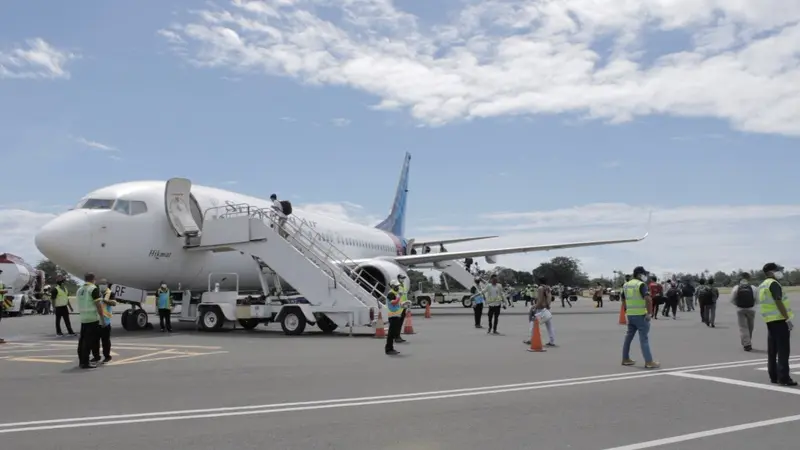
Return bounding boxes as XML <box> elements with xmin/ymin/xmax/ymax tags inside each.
<box><xmin>35</xmin><ymin>181</ymin><xmax>405</xmax><ymax>293</ymax></box>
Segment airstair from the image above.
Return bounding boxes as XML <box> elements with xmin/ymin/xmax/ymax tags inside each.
<box><xmin>434</xmin><ymin>259</ymin><xmax>482</xmax><ymax>292</ymax></box>
<box><xmin>164</xmin><ymin>178</ymin><xmax>388</xmax><ymax>334</ymax></box>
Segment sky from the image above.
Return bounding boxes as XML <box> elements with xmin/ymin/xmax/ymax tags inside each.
<box><xmin>1</xmin><ymin>0</ymin><xmax>799</xmax><ymax>279</ymax></box>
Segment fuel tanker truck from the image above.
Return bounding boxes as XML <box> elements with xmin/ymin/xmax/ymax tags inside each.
<box><xmin>0</xmin><ymin>253</ymin><xmax>45</xmax><ymax>317</ymax></box>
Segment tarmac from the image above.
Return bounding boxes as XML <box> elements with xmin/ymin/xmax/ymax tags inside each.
<box><xmin>1</xmin><ymin>297</ymin><xmax>800</xmax><ymax>450</ymax></box>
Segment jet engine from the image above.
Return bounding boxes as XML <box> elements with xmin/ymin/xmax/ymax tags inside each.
<box><xmin>352</xmin><ymin>260</ymin><xmax>409</xmax><ymax>299</ymax></box>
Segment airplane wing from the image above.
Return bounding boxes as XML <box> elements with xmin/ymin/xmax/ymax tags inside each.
<box><xmin>409</xmin><ymin>235</ymin><xmax>498</xmax><ymax>248</ymax></box>
<box><xmin>387</xmin><ymin>232</ymin><xmax>649</xmax><ymax>267</ymax></box>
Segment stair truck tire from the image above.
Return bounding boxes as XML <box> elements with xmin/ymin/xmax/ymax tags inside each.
<box><xmin>120</xmin><ymin>310</ymin><xmax>131</xmax><ymax>330</ymax></box>
<box><xmin>199</xmin><ymin>307</ymin><xmax>224</xmax><ymax>332</ymax></box>
<box><xmin>316</xmin><ymin>314</ymin><xmax>338</xmax><ymax>334</ymax></box>
<box><xmin>416</xmin><ymin>296</ymin><xmax>431</xmax><ymax>310</ymax></box>
<box><xmin>462</xmin><ymin>296</ymin><xmax>473</xmax><ymax>308</ymax></box>
<box><xmin>280</xmin><ymin>308</ymin><xmax>307</xmax><ymax>335</ymax></box>
<box><xmin>238</xmin><ymin>319</ymin><xmax>259</xmax><ymax>330</ymax></box>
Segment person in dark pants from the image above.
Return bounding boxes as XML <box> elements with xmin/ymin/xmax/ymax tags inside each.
<box><xmin>155</xmin><ymin>283</ymin><xmax>173</xmax><ymax>332</ymax></box>
<box><xmin>759</xmin><ymin>263</ymin><xmax>796</xmax><ymax>386</ymax></box>
<box><xmin>92</xmin><ymin>279</ymin><xmax>117</xmax><ymax>364</ymax></box>
<box><xmin>484</xmin><ymin>274</ymin><xmax>506</xmax><ymax>334</ymax></box>
<box><xmin>76</xmin><ymin>273</ymin><xmax>103</xmax><ymax>369</ymax></box>
<box><xmin>470</xmin><ymin>280</ymin><xmax>484</xmax><ymax>328</ymax></box>
<box><xmin>385</xmin><ymin>280</ymin><xmax>403</xmax><ymax>356</ymax></box>
<box><xmin>50</xmin><ymin>277</ymin><xmax>76</xmax><ymax>337</ymax></box>
<box><xmin>395</xmin><ymin>274</ymin><xmax>409</xmax><ymax>344</ymax></box>
<box><xmin>662</xmin><ymin>281</ymin><xmax>679</xmax><ymax>319</ymax></box>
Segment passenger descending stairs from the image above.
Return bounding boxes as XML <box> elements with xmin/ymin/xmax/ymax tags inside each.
<box><xmin>187</xmin><ymin>203</ymin><xmax>388</xmax><ymax>324</ymax></box>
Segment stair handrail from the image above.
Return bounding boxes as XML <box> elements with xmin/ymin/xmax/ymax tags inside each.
<box><xmin>203</xmin><ymin>204</ymin><xmax>387</xmax><ymax>308</ymax></box>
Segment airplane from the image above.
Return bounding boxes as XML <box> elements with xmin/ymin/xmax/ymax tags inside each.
<box><xmin>34</xmin><ymin>152</ymin><xmax>649</xmax><ymax>301</ymax></box>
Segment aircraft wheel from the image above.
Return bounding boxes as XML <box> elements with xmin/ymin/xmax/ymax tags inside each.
<box><xmin>281</xmin><ymin>309</ymin><xmax>307</xmax><ymax>335</ymax></box>
<box><xmin>316</xmin><ymin>314</ymin><xmax>338</xmax><ymax>334</ymax></box>
<box><xmin>462</xmin><ymin>296</ymin><xmax>473</xmax><ymax>308</ymax></box>
<box><xmin>128</xmin><ymin>309</ymin><xmax>148</xmax><ymax>331</ymax></box>
<box><xmin>238</xmin><ymin>319</ymin><xmax>259</xmax><ymax>330</ymax></box>
<box><xmin>121</xmin><ymin>310</ymin><xmax>131</xmax><ymax>331</ymax></box>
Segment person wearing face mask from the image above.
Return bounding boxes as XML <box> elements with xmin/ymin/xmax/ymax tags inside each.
<box><xmin>621</xmin><ymin>266</ymin><xmax>660</xmax><ymax>369</ymax></box>
<box><xmin>758</xmin><ymin>262</ymin><xmax>796</xmax><ymax>386</ymax></box>
<box><xmin>49</xmin><ymin>276</ymin><xmax>76</xmax><ymax>337</ymax></box>
<box><xmin>92</xmin><ymin>279</ymin><xmax>117</xmax><ymax>364</ymax></box>
<box><xmin>156</xmin><ymin>282</ymin><xmax>173</xmax><ymax>333</ymax></box>
<box><xmin>483</xmin><ymin>274</ymin><xmax>506</xmax><ymax>335</ymax></box>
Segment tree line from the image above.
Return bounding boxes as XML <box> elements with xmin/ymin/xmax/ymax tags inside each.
<box><xmin>36</xmin><ymin>256</ymin><xmax>798</xmax><ymax>296</ymax></box>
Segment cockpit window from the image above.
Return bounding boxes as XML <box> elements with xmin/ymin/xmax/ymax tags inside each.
<box><xmin>78</xmin><ymin>198</ymin><xmax>115</xmax><ymax>210</ymax></box>
<box><xmin>111</xmin><ymin>200</ymin><xmax>148</xmax><ymax>216</ymax></box>
<box><xmin>129</xmin><ymin>201</ymin><xmax>148</xmax><ymax>215</ymax></box>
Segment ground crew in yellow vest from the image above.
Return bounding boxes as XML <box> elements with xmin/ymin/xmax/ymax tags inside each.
<box><xmin>156</xmin><ymin>282</ymin><xmax>173</xmax><ymax>332</ymax></box>
<box><xmin>621</xmin><ymin>266</ymin><xmax>660</xmax><ymax>369</ymax></box>
<box><xmin>385</xmin><ymin>280</ymin><xmax>404</xmax><ymax>356</ymax></box>
<box><xmin>395</xmin><ymin>273</ymin><xmax>409</xmax><ymax>344</ymax></box>
<box><xmin>50</xmin><ymin>276</ymin><xmax>76</xmax><ymax>337</ymax></box>
<box><xmin>758</xmin><ymin>262</ymin><xmax>797</xmax><ymax>386</ymax></box>
<box><xmin>0</xmin><ymin>270</ymin><xmax>6</xmax><ymax>344</ymax></box>
<box><xmin>483</xmin><ymin>274</ymin><xmax>506</xmax><ymax>335</ymax></box>
<box><xmin>93</xmin><ymin>279</ymin><xmax>117</xmax><ymax>364</ymax></box>
<box><xmin>76</xmin><ymin>272</ymin><xmax>104</xmax><ymax>370</ymax></box>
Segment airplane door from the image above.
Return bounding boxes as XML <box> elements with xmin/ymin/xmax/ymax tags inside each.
<box><xmin>164</xmin><ymin>178</ymin><xmax>201</xmax><ymax>237</ymax></box>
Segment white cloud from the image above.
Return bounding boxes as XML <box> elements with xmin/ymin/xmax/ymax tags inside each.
<box><xmin>601</xmin><ymin>161</ymin><xmax>621</xmax><ymax>169</ymax></box>
<box><xmin>74</xmin><ymin>136</ymin><xmax>119</xmax><ymax>152</ymax></box>
<box><xmin>299</xmin><ymin>201</ymin><xmax>381</xmax><ymax>226</ymax></box>
<box><xmin>331</xmin><ymin>117</ymin><xmax>351</xmax><ymax>127</ymax></box>
<box><xmin>160</xmin><ymin>0</ymin><xmax>800</xmax><ymax>136</ymax></box>
<box><xmin>0</xmin><ymin>38</ymin><xmax>77</xmax><ymax>80</ymax></box>
<box><xmin>0</xmin><ymin>209</ymin><xmax>56</xmax><ymax>265</ymax></box>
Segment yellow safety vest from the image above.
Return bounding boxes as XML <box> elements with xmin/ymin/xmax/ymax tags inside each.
<box><xmin>759</xmin><ymin>278</ymin><xmax>793</xmax><ymax>323</ymax></box>
<box><xmin>399</xmin><ymin>285</ymin><xmax>408</xmax><ymax>307</ymax></box>
<box><xmin>386</xmin><ymin>289</ymin><xmax>403</xmax><ymax>318</ymax></box>
<box><xmin>54</xmin><ymin>285</ymin><xmax>70</xmax><ymax>307</ymax></box>
<box><xmin>0</xmin><ymin>282</ymin><xmax>11</xmax><ymax>310</ymax></box>
<box><xmin>623</xmin><ymin>280</ymin><xmax>647</xmax><ymax>316</ymax></box>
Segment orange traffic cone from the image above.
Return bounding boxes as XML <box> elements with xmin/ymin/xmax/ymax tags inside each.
<box><xmin>527</xmin><ymin>317</ymin><xmax>545</xmax><ymax>352</ymax></box>
<box><xmin>374</xmin><ymin>311</ymin><xmax>386</xmax><ymax>338</ymax></box>
<box><xmin>403</xmin><ymin>309</ymin><xmax>416</xmax><ymax>334</ymax></box>
<box><xmin>424</xmin><ymin>302</ymin><xmax>431</xmax><ymax>319</ymax></box>
<box><xmin>618</xmin><ymin>304</ymin><xmax>627</xmax><ymax>325</ymax></box>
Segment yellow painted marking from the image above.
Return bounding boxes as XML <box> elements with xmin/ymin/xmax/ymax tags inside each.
<box><xmin>40</xmin><ymin>340</ymin><xmax>223</xmax><ymax>350</ymax></box>
<box><xmin>8</xmin><ymin>357</ymin><xmax>72</xmax><ymax>364</ymax></box>
<box><xmin>106</xmin><ymin>349</ymin><xmax>174</xmax><ymax>365</ymax></box>
<box><xmin>39</xmin><ymin>342</ymin><xmax>168</xmax><ymax>352</ymax></box>
<box><xmin>109</xmin><ymin>341</ymin><xmax>223</xmax><ymax>350</ymax></box>
<box><xmin>107</xmin><ymin>351</ymin><xmax>228</xmax><ymax>366</ymax></box>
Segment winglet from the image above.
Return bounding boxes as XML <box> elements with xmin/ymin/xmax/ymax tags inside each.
<box><xmin>640</xmin><ymin>210</ymin><xmax>653</xmax><ymax>240</ymax></box>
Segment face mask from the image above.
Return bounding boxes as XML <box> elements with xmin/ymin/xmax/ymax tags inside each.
<box><xmin>639</xmin><ymin>274</ymin><xmax>648</xmax><ymax>282</ymax></box>
<box><xmin>774</xmin><ymin>271</ymin><xmax>784</xmax><ymax>280</ymax></box>
<box><xmin>161</xmin><ymin>284</ymin><xmax>167</xmax><ymax>289</ymax></box>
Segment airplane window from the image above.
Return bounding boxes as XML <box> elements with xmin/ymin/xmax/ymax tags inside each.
<box><xmin>130</xmin><ymin>201</ymin><xmax>148</xmax><ymax>216</ymax></box>
<box><xmin>113</xmin><ymin>200</ymin><xmax>131</xmax><ymax>214</ymax></box>
<box><xmin>79</xmin><ymin>198</ymin><xmax>115</xmax><ymax>210</ymax></box>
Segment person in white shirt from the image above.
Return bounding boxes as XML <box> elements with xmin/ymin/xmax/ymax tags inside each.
<box><xmin>269</xmin><ymin>193</ymin><xmax>288</xmax><ymax>238</ymax></box>
<box><xmin>482</xmin><ymin>274</ymin><xmax>507</xmax><ymax>335</ymax></box>
<box><xmin>730</xmin><ymin>272</ymin><xmax>758</xmax><ymax>351</ymax></box>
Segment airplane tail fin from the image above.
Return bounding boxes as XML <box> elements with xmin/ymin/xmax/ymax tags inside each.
<box><xmin>375</xmin><ymin>152</ymin><xmax>411</xmax><ymax>238</ymax></box>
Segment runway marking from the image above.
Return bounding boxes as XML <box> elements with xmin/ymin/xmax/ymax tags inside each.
<box><xmin>47</xmin><ymin>340</ymin><xmax>223</xmax><ymax>350</ymax></box>
<box><xmin>106</xmin><ymin>350</ymin><xmax>228</xmax><ymax>366</ymax></box>
<box><xmin>755</xmin><ymin>363</ymin><xmax>800</xmax><ymax>375</ymax></box>
<box><xmin>0</xmin><ymin>356</ymin><xmax>794</xmax><ymax>434</ymax></box>
<box><xmin>8</xmin><ymin>357</ymin><xmax>72</xmax><ymax>364</ymax></box>
<box><xmin>669</xmin><ymin>372</ymin><xmax>800</xmax><ymax>395</ymax></box>
<box><xmin>599</xmin><ymin>413</ymin><xmax>800</xmax><ymax>449</ymax></box>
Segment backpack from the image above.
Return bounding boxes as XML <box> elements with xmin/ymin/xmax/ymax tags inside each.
<box><xmin>681</xmin><ymin>283</ymin><xmax>695</xmax><ymax>297</ymax></box>
<box><xmin>697</xmin><ymin>285</ymin><xmax>712</xmax><ymax>302</ymax></box>
<box><xmin>666</xmin><ymin>286</ymin><xmax>679</xmax><ymax>300</ymax></box>
<box><xmin>280</xmin><ymin>200</ymin><xmax>292</xmax><ymax>215</ymax></box>
<box><xmin>734</xmin><ymin>285</ymin><xmax>755</xmax><ymax>308</ymax></box>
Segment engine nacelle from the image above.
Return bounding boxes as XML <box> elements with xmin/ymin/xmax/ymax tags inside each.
<box><xmin>353</xmin><ymin>260</ymin><xmax>409</xmax><ymax>299</ymax></box>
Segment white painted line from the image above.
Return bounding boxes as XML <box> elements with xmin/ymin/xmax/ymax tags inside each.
<box><xmin>600</xmin><ymin>413</ymin><xmax>800</xmax><ymax>450</ymax></box>
<box><xmin>669</xmin><ymin>372</ymin><xmax>800</xmax><ymax>395</ymax></box>
<box><xmin>0</xmin><ymin>373</ymin><xmax>662</xmax><ymax>434</ymax></box>
<box><xmin>0</xmin><ymin>356</ymin><xmax>792</xmax><ymax>433</ymax></box>
<box><xmin>756</xmin><ymin>363</ymin><xmax>800</xmax><ymax>371</ymax></box>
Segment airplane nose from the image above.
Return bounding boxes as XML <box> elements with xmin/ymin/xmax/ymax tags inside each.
<box><xmin>35</xmin><ymin>211</ymin><xmax>91</xmax><ymax>273</ymax></box>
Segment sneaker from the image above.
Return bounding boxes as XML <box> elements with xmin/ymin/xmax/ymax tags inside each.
<box><xmin>487</xmin><ymin>328</ymin><xmax>491</xmax><ymax>334</ymax></box>
<box><xmin>645</xmin><ymin>361</ymin><xmax>661</xmax><ymax>369</ymax></box>
<box><xmin>492</xmin><ymin>330</ymin><xmax>499</xmax><ymax>335</ymax></box>
<box><xmin>523</xmin><ymin>340</ymin><xmax>531</xmax><ymax>345</ymax></box>
<box><xmin>385</xmin><ymin>350</ymin><xmax>400</xmax><ymax>356</ymax></box>
<box><xmin>744</xmin><ymin>345</ymin><xmax>752</xmax><ymax>352</ymax></box>
<box><xmin>56</xmin><ymin>333</ymin><xmax>64</xmax><ymax>337</ymax></box>
<box><xmin>622</xmin><ymin>359</ymin><xmax>636</xmax><ymax>366</ymax></box>
<box><xmin>90</xmin><ymin>357</ymin><xmax>101</xmax><ymax>363</ymax></box>
<box><xmin>69</xmin><ymin>333</ymin><xmax>77</xmax><ymax>337</ymax></box>
<box><xmin>779</xmin><ymin>379</ymin><xmax>798</xmax><ymax>387</ymax></box>
<box><xmin>102</xmin><ymin>357</ymin><xmax>112</xmax><ymax>364</ymax></box>
<box><xmin>545</xmin><ymin>342</ymin><xmax>557</xmax><ymax>347</ymax></box>
<box><xmin>80</xmin><ymin>363</ymin><xmax>97</xmax><ymax>370</ymax></box>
